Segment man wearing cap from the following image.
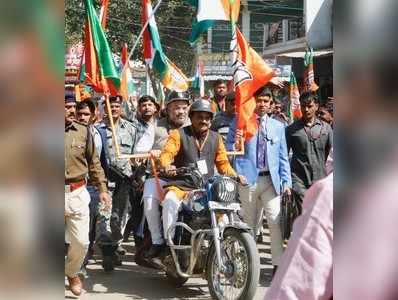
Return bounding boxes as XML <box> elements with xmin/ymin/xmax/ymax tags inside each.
<box><xmin>99</xmin><ymin>95</ymin><xmax>140</xmax><ymax>272</ymax></box>
<box><xmin>226</xmin><ymin>86</ymin><xmax>292</xmax><ymax>277</ymax></box>
<box><xmin>76</xmin><ymin>98</ymin><xmax>109</xmax><ymax>275</ymax></box>
<box><xmin>210</xmin><ymin>91</ymin><xmax>237</xmax><ymax>142</ymax></box>
<box><xmin>144</xmin><ymin>99</ymin><xmax>246</xmax><ymax>258</ymax></box>
<box><xmin>65</xmin><ymin>93</ymin><xmax>111</xmax><ymax>295</ymax></box>
<box><xmin>210</xmin><ymin>79</ymin><xmax>228</xmax><ymax>113</ymax></box>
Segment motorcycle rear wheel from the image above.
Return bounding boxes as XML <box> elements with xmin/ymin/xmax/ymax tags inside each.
<box><xmin>206</xmin><ymin>228</ymin><xmax>260</xmax><ymax>300</ymax></box>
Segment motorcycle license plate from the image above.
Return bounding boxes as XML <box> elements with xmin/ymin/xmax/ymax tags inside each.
<box><xmin>208</xmin><ymin>201</ymin><xmax>240</xmax><ymax>211</ymax></box>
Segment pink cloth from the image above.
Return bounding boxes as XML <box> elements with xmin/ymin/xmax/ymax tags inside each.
<box><xmin>265</xmin><ymin>173</ymin><xmax>333</xmax><ymax>300</ymax></box>
<box><xmin>334</xmin><ymin>151</ymin><xmax>398</xmax><ymax>300</ymax></box>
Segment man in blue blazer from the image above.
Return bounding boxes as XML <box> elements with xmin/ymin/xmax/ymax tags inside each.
<box><xmin>226</xmin><ymin>86</ymin><xmax>292</xmax><ymax>275</ymax></box>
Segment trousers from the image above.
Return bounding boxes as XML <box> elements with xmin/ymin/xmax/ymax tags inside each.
<box><xmin>143</xmin><ymin>178</ymin><xmax>181</xmax><ymax>245</ymax></box>
<box><xmin>109</xmin><ymin>180</ymin><xmax>131</xmax><ymax>244</ymax></box>
<box><xmin>65</xmin><ymin>186</ymin><xmax>90</xmax><ymax>277</ymax></box>
<box><xmin>239</xmin><ymin>175</ymin><xmax>283</xmax><ymax>266</ymax></box>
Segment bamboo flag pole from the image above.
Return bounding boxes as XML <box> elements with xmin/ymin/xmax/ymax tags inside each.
<box><xmin>119</xmin><ymin>153</ymin><xmax>151</xmax><ymax>159</ymax></box>
<box><xmin>104</xmin><ymin>93</ymin><xmax>121</xmax><ymax>157</ymax></box>
<box><xmin>119</xmin><ymin>136</ymin><xmax>245</xmax><ymax>160</ymax></box>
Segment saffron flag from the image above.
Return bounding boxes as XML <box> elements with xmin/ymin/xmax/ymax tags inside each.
<box><xmin>289</xmin><ymin>72</ymin><xmax>302</xmax><ymax>122</ymax></box>
<box><xmin>188</xmin><ymin>0</ymin><xmax>240</xmax><ymax>44</ymax></box>
<box><xmin>192</xmin><ymin>60</ymin><xmax>205</xmax><ymax>97</ymax></box>
<box><xmin>231</xmin><ymin>26</ymin><xmax>275</xmax><ymax>140</ymax></box>
<box><xmin>83</xmin><ymin>0</ymin><xmax>120</xmax><ymax>95</ymax></box>
<box><xmin>303</xmin><ymin>48</ymin><xmax>319</xmax><ymax>92</ymax></box>
<box><xmin>119</xmin><ymin>43</ymin><xmax>136</xmax><ymax>100</ymax></box>
<box><xmin>142</xmin><ymin>0</ymin><xmax>189</xmax><ymax>92</ymax></box>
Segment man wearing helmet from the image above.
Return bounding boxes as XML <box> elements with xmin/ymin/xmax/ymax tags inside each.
<box><xmin>144</xmin><ymin>99</ymin><xmax>246</xmax><ymax>258</ymax></box>
<box><xmin>152</xmin><ymin>91</ymin><xmax>191</xmax><ymax>151</ymax></box>
<box><xmin>141</xmin><ymin>91</ymin><xmax>190</xmax><ymax>259</ymax></box>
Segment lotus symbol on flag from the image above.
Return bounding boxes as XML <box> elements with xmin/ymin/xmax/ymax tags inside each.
<box><xmin>232</xmin><ymin>59</ymin><xmax>253</xmax><ymax>88</ymax></box>
<box><xmin>230</xmin><ymin>26</ymin><xmax>275</xmax><ymax>140</ymax></box>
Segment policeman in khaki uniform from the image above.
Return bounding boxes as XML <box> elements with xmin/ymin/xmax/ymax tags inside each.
<box><xmin>65</xmin><ymin>94</ymin><xmax>111</xmax><ymax>296</ymax></box>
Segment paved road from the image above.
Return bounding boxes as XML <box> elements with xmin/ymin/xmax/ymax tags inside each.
<box><xmin>65</xmin><ymin>231</ymin><xmax>274</xmax><ymax>299</ymax></box>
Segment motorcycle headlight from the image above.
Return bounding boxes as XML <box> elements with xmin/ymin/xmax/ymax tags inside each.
<box><xmin>210</xmin><ymin>177</ymin><xmax>238</xmax><ymax>203</ymax></box>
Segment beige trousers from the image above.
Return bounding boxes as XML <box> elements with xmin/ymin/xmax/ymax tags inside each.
<box><xmin>65</xmin><ymin>186</ymin><xmax>90</xmax><ymax>277</ymax></box>
<box><xmin>239</xmin><ymin>175</ymin><xmax>283</xmax><ymax>265</ymax></box>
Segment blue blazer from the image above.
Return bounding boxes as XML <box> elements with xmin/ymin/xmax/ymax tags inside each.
<box><xmin>226</xmin><ymin>116</ymin><xmax>292</xmax><ymax>194</ymax></box>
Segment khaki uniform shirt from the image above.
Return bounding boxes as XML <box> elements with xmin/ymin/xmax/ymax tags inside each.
<box><xmin>65</xmin><ymin>121</ymin><xmax>108</xmax><ymax>193</ymax></box>
<box><xmin>106</xmin><ymin>118</ymin><xmax>139</xmax><ymax>177</ymax></box>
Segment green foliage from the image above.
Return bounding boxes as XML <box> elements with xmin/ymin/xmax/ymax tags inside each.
<box><xmin>65</xmin><ymin>0</ymin><xmax>196</xmax><ymax>74</ymax></box>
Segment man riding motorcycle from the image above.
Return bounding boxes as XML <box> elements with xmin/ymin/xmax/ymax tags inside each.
<box><xmin>144</xmin><ymin>99</ymin><xmax>246</xmax><ymax>258</ymax></box>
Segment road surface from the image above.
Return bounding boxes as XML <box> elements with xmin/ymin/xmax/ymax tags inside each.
<box><xmin>65</xmin><ymin>230</ymin><xmax>274</xmax><ymax>299</ymax></box>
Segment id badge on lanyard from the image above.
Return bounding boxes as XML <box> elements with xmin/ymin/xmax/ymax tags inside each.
<box><xmin>195</xmin><ymin>132</ymin><xmax>210</xmax><ymax>175</ymax></box>
<box><xmin>197</xmin><ymin>159</ymin><xmax>208</xmax><ymax>175</ymax></box>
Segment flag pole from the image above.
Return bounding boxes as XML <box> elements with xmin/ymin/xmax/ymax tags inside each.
<box><xmin>121</xmin><ymin>0</ymin><xmax>164</xmax><ymax>76</ymax></box>
<box><xmin>104</xmin><ymin>93</ymin><xmax>121</xmax><ymax>157</ymax></box>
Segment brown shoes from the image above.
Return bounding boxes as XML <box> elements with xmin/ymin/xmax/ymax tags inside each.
<box><xmin>67</xmin><ymin>276</ymin><xmax>83</xmax><ymax>296</ymax></box>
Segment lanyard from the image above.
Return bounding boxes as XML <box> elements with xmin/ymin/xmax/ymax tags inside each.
<box><xmin>194</xmin><ymin>131</ymin><xmax>209</xmax><ymax>153</ymax></box>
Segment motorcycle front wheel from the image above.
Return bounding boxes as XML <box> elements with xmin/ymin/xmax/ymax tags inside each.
<box><xmin>206</xmin><ymin>228</ymin><xmax>260</xmax><ymax>300</ymax></box>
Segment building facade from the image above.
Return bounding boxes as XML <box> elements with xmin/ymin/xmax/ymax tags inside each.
<box><xmin>200</xmin><ymin>0</ymin><xmax>333</xmax><ymax>101</ymax></box>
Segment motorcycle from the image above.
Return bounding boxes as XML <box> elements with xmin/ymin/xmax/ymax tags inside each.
<box><xmin>145</xmin><ymin>166</ymin><xmax>260</xmax><ymax>300</ymax></box>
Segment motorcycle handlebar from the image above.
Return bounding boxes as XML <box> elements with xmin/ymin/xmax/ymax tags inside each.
<box><xmin>160</xmin><ymin>166</ymin><xmax>248</xmax><ymax>186</ymax></box>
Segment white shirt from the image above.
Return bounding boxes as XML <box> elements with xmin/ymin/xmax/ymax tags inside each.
<box><xmin>134</xmin><ymin>122</ymin><xmax>155</xmax><ymax>153</ymax></box>
<box><xmin>91</xmin><ymin>126</ymin><xmax>103</xmax><ymax>156</ymax></box>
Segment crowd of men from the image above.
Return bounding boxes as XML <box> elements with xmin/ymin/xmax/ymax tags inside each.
<box><xmin>65</xmin><ymin>79</ymin><xmax>333</xmax><ymax>296</ymax></box>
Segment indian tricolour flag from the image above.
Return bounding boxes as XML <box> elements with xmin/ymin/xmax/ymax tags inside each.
<box><xmin>188</xmin><ymin>0</ymin><xmax>240</xmax><ymax>44</ymax></box>
<box><xmin>191</xmin><ymin>60</ymin><xmax>205</xmax><ymax>97</ymax></box>
<box><xmin>142</xmin><ymin>0</ymin><xmax>188</xmax><ymax>92</ymax></box>
<box><xmin>119</xmin><ymin>43</ymin><xmax>136</xmax><ymax>100</ymax></box>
